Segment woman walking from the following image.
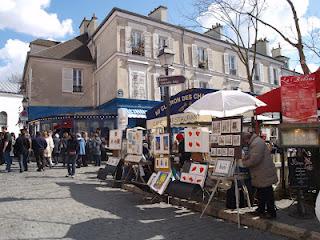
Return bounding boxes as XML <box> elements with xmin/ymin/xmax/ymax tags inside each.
<box><xmin>66</xmin><ymin>134</ymin><xmax>79</xmax><ymax>178</ymax></box>
<box><xmin>43</xmin><ymin>131</ymin><xmax>54</xmax><ymax>168</ymax></box>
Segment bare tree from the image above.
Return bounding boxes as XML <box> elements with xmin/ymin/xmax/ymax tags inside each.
<box><xmin>248</xmin><ymin>0</ymin><xmax>311</xmax><ymax>74</ymax></box>
<box><xmin>7</xmin><ymin>73</ymin><xmax>22</xmax><ymax>84</ymax></box>
<box><xmin>192</xmin><ymin>0</ymin><xmax>266</xmax><ymax>93</ymax></box>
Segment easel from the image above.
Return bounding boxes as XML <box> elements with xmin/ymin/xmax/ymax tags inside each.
<box><xmin>200</xmin><ymin>173</ymin><xmax>251</xmax><ymax>228</ymax></box>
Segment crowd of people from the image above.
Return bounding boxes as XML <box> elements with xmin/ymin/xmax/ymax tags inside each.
<box><xmin>0</xmin><ymin>126</ymin><xmax>108</xmax><ymax>178</ymax></box>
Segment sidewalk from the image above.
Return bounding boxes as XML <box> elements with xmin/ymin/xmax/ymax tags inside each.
<box><xmin>122</xmin><ymin>184</ymin><xmax>320</xmax><ymax>240</ymax></box>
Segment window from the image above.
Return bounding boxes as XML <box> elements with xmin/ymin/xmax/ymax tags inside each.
<box><xmin>130</xmin><ymin>71</ymin><xmax>146</xmax><ymax>99</ymax></box>
<box><xmin>199</xmin><ymin>81</ymin><xmax>209</xmax><ymax>89</ymax></box>
<box><xmin>73</xmin><ymin>69</ymin><xmax>82</xmax><ymax>92</ymax></box>
<box><xmin>0</xmin><ymin>111</ymin><xmax>7</xmax><ymax>127</ymax></box>
<box><xmin>158</xmin><ymin>36</ymin><xmax>168</xmax><ymax>50</ymax></box>
<box><xmin>160</xmin><ymin>86</ymin><xmax>165</xmax><ymax>101</ymax></box>
<box><xmin>131</xmin><ymin>31</ymin><xmax>144</xmax><ymax>56</ymax></box>
<box><xmin>198</xmin><ymin>47</ymin><xmax>208</xmax><ymax>69</ymax></box>
<box><xmin>229</xmin><ymin>55</ymin><xmax>237</xmax><ymax>75</ymax></box>
<box><xmin>254</xmin><ymin>63</ymin><xmax>260</xmax><ymax>81</ymax></box>
<box><xmin>273</xmin><ymin>68</ymin><xmax>278</xmax><ymax>85</ymax></box>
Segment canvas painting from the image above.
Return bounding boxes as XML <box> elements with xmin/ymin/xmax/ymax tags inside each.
<box><xmin>180</xmin><ymin>173</ymin><xmax>206</xmax><ymax>188</ymax></box>
<box><xmin>221</xmin><ymin>120</ymin><xmax>231</xmax><ymax>133</ymax></box>
<box><xmin>184</xmin><ymin>128</ymin><xmax>210</xmax><ymax>153</ymax></box>
<box><xmin>210</xmin><ymin>135</ymin><xmax>219</xmax><ymax>144</ymax></box>
<box><xmin>150</xmin><ymin>171</ymin><xmax>172</xmax><ymax>195</ymax></box>
<box><xmin>109</xmin><ymin>130</ymin><xmax>122</xmax><ymax>150</ymax></box>
<box><xmin>153</xmin><ymin>134</ymin><xmax>170</xmax><ymax>155</ymax></box>
<box><xmin>189</xmin><ymin>163</ymin><xmax>208</xmax><ymax>177</ymax></box>
<box><xmin>210</xmin><ymin>148</ymin><xmax>217</xmax><ymax>156</ymax></box>
<box><xmin>216</xmin><ymin>148</ymin><xmax>222</xmax><ymax>156</ymax></box>
<box><xmin>221</xmin><ymin>148</ymin><xmax>228</xmax><ymax>156</ymax></box>
<box><xmin>231</xmin><ymin>118</ymin><xmax>242</xmax><ymax>133</ymax></box>
<box><xmin>212</xmin><ymin>158</ymin><xmax>235</xmax><ymax>177</ymax></box>
<box><xmin>232</xmin><ymin>135</ymin><xmax>241</xmax><ymax>146</ymax></box>
<box><xmin>212</xmin><ymin>121</ymin><xmax>221</xmax><ymax>135</ymax></box>
<box><xmin>127</xmin><ymin>130</ymin><xmax>143</xmax><ymax>155</ymax></box>
<box><xmin>147</xmin><ymin>173</ymin><xmax>157</xmax><ymax>187</ymax></box>
<box><xmin>106</xmin><ymin>157</ymin><xmax>121</xmax><ymax>167</ymax></box>
<box><xmin>162</xmin><ymin>134</ymin><xmax>169</xmax><ymax>154</ymax></box>
<box><xmin>228</xmin><ymin>148</ymin><xmax>235</xmax><ymax>157</ymax></box>
<box><xmin>218</xmin><ymin>135</ymin><xmax>225</xmax><ymax>146</ymax></box>
<box><xmin>124</xmin><ymin>154</ymin><xmax>142</xmax><ymax>163</ymax></box>
<box><xmin>155</xmin><ymin>157</ymin><xmax>169</xmax><ymax>169</ymax></box>
<box><xmin>224</xmin><ymin>135</ymin><xmax>232</xmax><ymax>145</ymax></box>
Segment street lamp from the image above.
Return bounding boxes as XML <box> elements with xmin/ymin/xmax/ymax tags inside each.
<box><xmin>158</xmin><ymin>45</ymin><xmax>174</xmax><ymax>155</ymax></box>
<box><xmin>21</xmin><ymin>97</ymin><xmax>29</xmax><ymax>129</ymax></box>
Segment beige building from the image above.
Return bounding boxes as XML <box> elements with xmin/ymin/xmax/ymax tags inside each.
<box><xmin>22</xmin><ymin>6</ymin><xmax>293</xmax><ymax>132</ymax></box>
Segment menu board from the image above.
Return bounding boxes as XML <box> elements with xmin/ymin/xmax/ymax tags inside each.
<box><xmin>288</xmin><ymin>149</ymin><xmax>313</xmax><ymax>189</ymax></box>
<box><xmin>210</xmin><ymin>117</ymin><xmax>242</xmax><ymax>177</ymax></box>
<box><xmin>281</xmin><ymin>74</ymin><xmax>318</xmax><ymax>123</ymax></box>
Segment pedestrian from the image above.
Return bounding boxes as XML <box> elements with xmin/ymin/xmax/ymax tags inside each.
<box><xmin>0</xmin><ymin>132</ymin><xmax>4</xmax><ymax>165</ymax></box>
<box><xmin>10</xmin><ymin>133</ymin><xmax>16</xmax><ymax>161</ymax></box>
<box><xmin>242</xmin><ymin>132</ymin><xmax>278</xmax><ymax>219</ymax></box>
<box><xmin>2</xmin><ymin>126</ymin><xmax>13</xmax><ymax>172</ymax></box>
<box><xmin>66</xmin><ymin>133</ymin><xmax>79</xmax><ymax>178</ymax></box>
<box><xmin>43</xmin><ymin>131</ymin><xmax>54</xmax><ymax>168</ymax></box>
<box><xmin>53</xmin><ymin>133</ymin><xmax>60</xmax><ymax>165</ymax></box>
<box><xmin>32</xmin><ymin>131</ymin><xmax>47</xmax><ymax>171</ymax></box>
<box><xmin>92</xmin><ymin>133</ymin><xmax>102</xmax><ymax>166</ymax></box>
<box><xmin>59</xmin><ymin>132</ymin><xmax>69</xmax><ymax>167</ymax></box>
<box><xmin>81</xmin><ymin>131</ymin><xmax>89</xmax><ymax>167</ymax></box>
<box><xmin>14</xmin><ymin>129</ymin><xmax>30</xmax><ymax>172</ymax></box>
<box><xmin>76</xmin><ymin>133</ymin><xmax>86</xmax><ymax>168</ymax></box>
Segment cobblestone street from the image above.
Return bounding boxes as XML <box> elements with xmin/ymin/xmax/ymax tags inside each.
<box><xmin>0</xmin><ymin>162</ymin><xmax>287</xmax><ymax>240</ymax></box>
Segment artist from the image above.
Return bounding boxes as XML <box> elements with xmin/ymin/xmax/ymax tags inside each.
<box><xmin>242</xmin><ymin>131</ymin><xmax>278</xmax><ymax>219</ymax></box>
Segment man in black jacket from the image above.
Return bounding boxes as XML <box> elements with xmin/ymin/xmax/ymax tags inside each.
<box><xmin>32</xmin><ymin>132</ymin><xmax>47</xmax><ymax>171</ymax></box>
<box><xmin>15</xmin><ymin>129</ymin><xmax>31</xmax><ymax>172</ymax></box>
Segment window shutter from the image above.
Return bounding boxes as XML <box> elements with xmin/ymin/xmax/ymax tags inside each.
<box><xmin>207</xmin><ymin>48</ymin><xmax>213</xmax><ymax>71</ymax></box>
<box><xmin>144</xmin><ymin>32</ymin><xmax>152</xmax><ymax>58</ymax></box>
<box><xmin>62</xmin><ymin>68</ymin><xmax>73</xmax><ymax>93</ymax></box>
<box><xmin>277</xmin><ymin>68</ymin><xmax>281</xmax><ymax>85</ymax></box>
<box><xmin>259</xmin><ymin>63</ymin><xmax>264</xmax><ymax>82</ymax></box>
<box><xmin>125</xmin><ymin>26</ymin><xmax>132</xmax><ymax>54</ymax></box>
<box><xmin>192</xmin><ymin>44</ymin><xmax>198</xmax><ymax>67</ymax></box>
<box><xmin>168</xmin><ymin>37</ymin><xmax>174</xmax><ymax>50</ymax></box>
<box><xmin>153</xmin><ymin>74</ymin><xmax>161</xmax><ymax>100</ymax></box>
<box><xmin>224</xmin><ymin>53</ymin><xmax>229</xmax><ymax>74</ymax></box>
<box><xmin>193</xmin><ymin>79</ymin><xmax>200</xmax><ymax>88</ymax></box>
<box><xmin>269</xmin><ymin>66</ymin><xmax>274</xmax><ymax>84</ymax></box>
<box><xmin>153</xmin><ymin>33</ymin><xmax>159</xmax><ymax>58</ymax></box>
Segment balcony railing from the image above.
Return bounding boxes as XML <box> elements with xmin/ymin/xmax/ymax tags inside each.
<box><xmin>73</xmin><ymin>86</ymin><xmax>83</xmax><ymax>93</ymax></box>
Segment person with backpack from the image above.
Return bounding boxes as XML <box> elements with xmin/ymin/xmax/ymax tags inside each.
<box><xmin>14</xmin><ymin>129</ymin><xmax>31</xmax><ymax>172</ymax></box>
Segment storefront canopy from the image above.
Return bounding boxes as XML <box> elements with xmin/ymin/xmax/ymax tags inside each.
<box><xmin>256</xmin><ymin>69</ymin><xmax>320</xmax><ymax>115</ymax></box>
<box><xmin>146</xmin><ymin>88</ymin><xmax>216</xmax><ymax>120</ymax></box>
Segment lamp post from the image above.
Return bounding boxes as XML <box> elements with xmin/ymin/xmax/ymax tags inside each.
<box><xmin>21</xmin><ymin>97</ymin><xmax>29</xmax><ymax>129</ymax></box>
<box><xmin>158</xmin><ymin>45</ymin><xmax>174</xmax><ymax>155</ymax></box>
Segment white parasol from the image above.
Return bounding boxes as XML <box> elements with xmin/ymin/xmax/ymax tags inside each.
<box><xmin>184</xmin><ymin>90</ymin><xmax>266</xmax><ymax>117</ymax></box>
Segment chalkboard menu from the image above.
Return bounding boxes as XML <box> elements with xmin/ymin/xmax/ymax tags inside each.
<box><xmin>288</xmin><ymin>149</ymin><xmax>313</xmax><ymax>189</ymax></box>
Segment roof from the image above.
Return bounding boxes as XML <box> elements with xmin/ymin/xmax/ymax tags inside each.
<box><xmin>30</xmin><ymin>39</ymin><xmax>60</xmax><ymax>47</ymax></box>
<box><xmin>31</xmin><ymin>33</ymin><xmax>93</xmax><ymax>62</ymax></box>
<box><xmin>0</xmin><ymin>81</ymin><xmax>21</xmax><ymax>94</ymax></box>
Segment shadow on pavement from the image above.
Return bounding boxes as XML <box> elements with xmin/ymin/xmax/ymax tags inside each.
<box><xmin>57</xmin><ymin>181</ymin><xmax>284</xmax><ymax>240</ymax></box>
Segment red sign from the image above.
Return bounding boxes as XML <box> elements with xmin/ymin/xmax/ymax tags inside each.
<box><xmin>281</xmin><ymin>74</ymin><xmax>318</xmax><ymax>123</ymax></box>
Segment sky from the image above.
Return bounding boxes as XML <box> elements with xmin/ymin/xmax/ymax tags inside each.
<box><xmin>0</xmin><ymin>0</ymin><xmax>319</xmax><ymax>82</ymax></box>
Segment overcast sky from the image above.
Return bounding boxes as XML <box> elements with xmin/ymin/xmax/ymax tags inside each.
<box><xmin>0</xmin><ymin>0</ymin><xmax>319</xmax><ymax>82</ymax></box>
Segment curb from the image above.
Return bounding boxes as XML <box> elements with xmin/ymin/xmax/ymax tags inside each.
<box><xmin>122</xmin><ymin>184</ymin><xmax>320</xmax><ymax>240</ymax></box>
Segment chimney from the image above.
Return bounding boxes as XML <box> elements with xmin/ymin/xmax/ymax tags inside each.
<box><xmin>272</xmin><ymin>43</ymin><xmax>289</xmax><ymax>68</ymax></box>
<box><xmin>148</xmin><ymin>6</ymin><xmax>167</xmax><ymax>22</ymax></box>
<box><xmin>204</xmin><ymin>23</ymin><xmax>223</xmax><ymax>40</ymax></box>
<box><xmin>79</xmin><ymin>17</ymin><xmax>90</xmax><ymax>35</ymax></box>
<box><xmin>254</xmin><ymin>38</ymin><xmax>270</xmax><ymax>56</ymax></box>
<box><xmin>87</xmin><ymin>13</ymin><xmax>98</xmax><ymax>37</ymax></box>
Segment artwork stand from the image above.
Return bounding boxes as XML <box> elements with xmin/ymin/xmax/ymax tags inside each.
<box><xmin>200</xmin><ymin>173</ymin><xmax>251</xmax><ymax>229</ymax></box>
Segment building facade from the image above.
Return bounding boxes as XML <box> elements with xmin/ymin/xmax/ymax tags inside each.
<box><xmin>0</xmin><ymin>82</ymin><xmax>23</xmax><ymax>135</ymax></box>
<box><xmin>22</xmin><ymin>6</ymin><xmax>293</xmax><ymax>133</ymax></box>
